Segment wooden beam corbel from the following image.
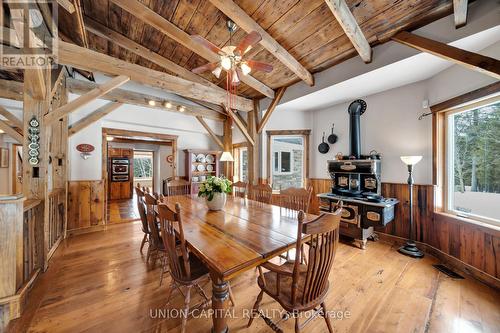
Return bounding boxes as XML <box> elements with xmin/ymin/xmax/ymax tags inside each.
<box><xmin>392</xmin><ymin>31</ymin><xmax>500</xmax><ymax>80</ymax></box>
<box><xmin>324</xmin><ymin>0</ymin><xmax>372</xmax><ymax>62</ymax></box>
<box><xmin>0</xmin><ymin>120</ymin><xmax>23</xmax><ymax>143</ymax></box>
<box><xmin>453</xmin><ymin>0</ymin><xmax>468</xmax><ymax>28</ymax></box>
<box><xmin>196</xmin><ymin>116</ymin><xmax>224</xmax><ymax>150</ymax></box>
<box><xmin>224</xmin><ymin>104</ymin><xmax>255</xmax><ymax>146</ymax></box>
<box><xmin>45</xmin><ymin>75</ymin><xmax>129</xmax><ymax>125</ymax></box>
<box><xmin>0</xmin><ymin>79</ymin><xmax>23</xmax><ymax>101</ymax></box>
<box><xmin>56</xmin><ymin>0</ymin><xmax>76</xmax><ymax>14</ymax></box>
<box><xmin>68</xmin><ymin>102</ymin><xmax>123</xmax><ymax>136</ymax></box>
<box><xmin>0</xmin><ymin>106</ymin><xmax>23</xmax><ymax>129</ymax></box>
<box><xmin>257</xmin><ymin>87</ymin><xmax>286</xmax><ymax>134</ymax></box>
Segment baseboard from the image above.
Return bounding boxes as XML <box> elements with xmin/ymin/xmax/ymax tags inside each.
<box><xmin>0</xmin><ymin>268</ymin><xmax>41</xmax><ymax>324</ymax></box>
<box><xmin>377</xmin><ymin>232</ymin><xmax>500</xmax><ymax>290</ymax></box>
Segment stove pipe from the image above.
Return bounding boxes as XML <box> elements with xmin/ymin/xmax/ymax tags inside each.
<box><xmin>347</xmin><ymin>100</ymin><xmax>366</xmax><ymax>159</ymax></box>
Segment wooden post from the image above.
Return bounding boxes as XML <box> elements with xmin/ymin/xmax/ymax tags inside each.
<box><xmin>0</xmin><ymin>194</ymin><xmax>24</xmax><ymax>330</ymax></box>
<box><xmin>247</xmin><ymin>100</ymin><xmax>260</xmax><ymax>185</ymax></box>
<box><xmin>223</xmin><ymin>117</ymin><xmax>233</xmax><ymax>180</ymax></box>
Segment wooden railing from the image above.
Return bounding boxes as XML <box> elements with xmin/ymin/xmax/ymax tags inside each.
<box><xmin>22</xmin><ymin>199</ymin><xmax>44</xmax><ymax>287</ymax></box>
<box><xmin>47</xmin><ymin>188</ymin><xmax>65</xmax><ymax>260</ymax></box>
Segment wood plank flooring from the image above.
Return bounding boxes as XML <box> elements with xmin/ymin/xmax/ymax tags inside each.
<box><xmin>8</xmin><ymin>222</ymin><xmax>500</xmax><ymax>333</ymax></box>
<box><xmin>107</xmin><ymin>196</ymin><xmax>140</xmax><ymax>224</ymax></box>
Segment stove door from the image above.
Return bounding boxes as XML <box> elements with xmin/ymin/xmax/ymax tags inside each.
<box><xmin>339</xmin><ymin>204</ymin><xmax>359</xmax><ymax>226</ymax></box>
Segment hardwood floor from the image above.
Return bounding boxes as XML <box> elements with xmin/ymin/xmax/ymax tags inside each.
<box><xmin>107</xmin><ymin>194</ymin><xmax>140</xmax><ymax>224</ymax></box>
<box><xmin>8</xmin><ymin>222</ymin><xmax>500</xmax><ymax>333</ymax></box>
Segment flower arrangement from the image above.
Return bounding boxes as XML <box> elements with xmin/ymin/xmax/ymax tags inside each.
<box><xmin>197</xmin><ymin>176</ymin><xmax>232</xmax><ymax>201</ymax></box>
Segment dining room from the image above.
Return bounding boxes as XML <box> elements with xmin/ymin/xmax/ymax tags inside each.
<box><xmin>0</xmin><ymin>0</ymin><xmax>499</xmax><ymax>332</ymax></box>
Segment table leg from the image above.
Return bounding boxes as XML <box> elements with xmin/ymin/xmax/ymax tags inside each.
<box><xmin>211</xmin><ymin>273</ymin><xmax>229</xmax><ymax>333</ymax></box>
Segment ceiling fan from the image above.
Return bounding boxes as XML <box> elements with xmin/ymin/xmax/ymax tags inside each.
<box><xmin>190</xmin><ymin>20</ymin><xmax>273</xmax><ymax>85</ymax></box>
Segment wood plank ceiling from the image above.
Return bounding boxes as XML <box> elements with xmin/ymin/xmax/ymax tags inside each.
<box><xmin>13</xmin><ymin>0</ymin><xmax>455</xmax><ymax>99</ymax></box>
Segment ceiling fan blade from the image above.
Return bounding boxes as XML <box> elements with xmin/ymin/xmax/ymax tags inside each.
<box><xmin>191</xmin><ymin>35</ymin><xmax>223</xmax><ymax>54</ymax></box>
<box><xmin>191</xmin><ymin>62</ymin><xmax>220</xmax><ymax>74</ymax></box>
<box><xmin>235</xmin><ymin>31</ymin><xmax>261</xmax><ymax>55</ymax></box>
<box><xmin>247</xmin><ymin>60</ymin><xmax>273</xmax><ymax>73</ymax></box>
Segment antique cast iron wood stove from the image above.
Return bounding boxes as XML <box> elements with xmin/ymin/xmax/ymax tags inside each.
<box><xmin>317</xmin><ymin>100</ymin><xmax>399</xmax><ymax>249</ymax></box>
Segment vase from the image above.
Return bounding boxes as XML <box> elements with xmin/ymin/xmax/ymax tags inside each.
<box><xmin>206</xmin><ymin>192</ymin><xmax>227</xmax><ymax>211</ymax></box>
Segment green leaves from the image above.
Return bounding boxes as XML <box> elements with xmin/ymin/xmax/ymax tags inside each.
<box><xmin>197</xmin><ymin>176</ymin><xmax>233</xmax><ymax>201</ymax></box>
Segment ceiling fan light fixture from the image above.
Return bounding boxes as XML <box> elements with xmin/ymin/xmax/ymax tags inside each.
<box><xmin>212</xmin><ymin>66</ymin><xmax>223</xmax><ymax>78</ymax></box>
<box><xmin>231</xmin><ymin>70</ymin><xmax>240</xmax><ymax>84</ymax></box>
<box><xmin>240</xmin><ymin>62</ymin><xmax>251</xmax><ymax>75</ymax></box>
<box><xmin>221</xmin><ymin>56</ymin><xmax>232</xmax><ymax>71</ymax></box>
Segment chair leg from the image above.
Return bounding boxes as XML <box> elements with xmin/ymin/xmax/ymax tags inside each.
<box><xmin>228</xmin><ymin>282</ymin><xmax>235</xmax><ymax>307</ymax></box>
<box><xmin>181</xmin><ymin>286</ymin><xmax>192</xmax><ymax>333</ymax></box>
<box><xmin>165</xmin><ymin>281</ymin><xmax>175</xmax><ymax>306</ymax></box>
<box><xmin>140</xmin><ymin>233</ymin><xmax>147</xmax><ymax>253</ymax></box>
<box><xmin>247</xmin><ymin>290</ymin><xmax>264</xmax><ymax>328</ymax></box>
<box><xmin>295</xmin><ymin>317</ymin><xmax>301</xmax><ymax>333</ymax></box>
<box><xmin>321</xmin><ymin>302</ymin><xmax>334</xmax><ymax>333</ymax></box>
<box><xmin>146</xmin><ymin>244</ymin><xmax>152</xmax><ymax>262</ymax></box>
<box><xmin>159</xmin><ymin>255</ymin><xmax>167</xmax><ymax>286</ymax></box>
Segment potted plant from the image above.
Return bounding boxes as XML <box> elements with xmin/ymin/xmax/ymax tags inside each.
<box><xmin>198</xmin><ymin>176</ymin><xmax>232</xmax><ymax>211</ymax></box>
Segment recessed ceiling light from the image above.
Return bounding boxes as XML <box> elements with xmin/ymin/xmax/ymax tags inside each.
<box><xmin>148</xmin><ymin>100</ymin><xmax>156</xmax><ymax>106</ymax></box>
<box><xmin>164</xmin><ymin>101</ymin><xmax>172</xmax><ymax>108</ymax></box>
<box><xmin>177</xmin><ymin>105</ymin><xmax>185</xmax><ymax>112</ymax></box>
<box><xmin>106</xmin><ymin>136</ymin><xmax>114</xmax><ymax>141</ymax></box>
<box><xmin>0</xmin><ymin>129</ymin><xmax>4</xmax><ymax>134</ymax></box>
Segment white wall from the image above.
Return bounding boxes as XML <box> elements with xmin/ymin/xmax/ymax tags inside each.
<box><xmin>311</xmin><ymin>81</ymin><xmax>431</xmax><ymax>183</ymax></box>
<box><xmin>68</xmin><ymin>90</ymin><xmax>220</xmax><ymax>181</ymax></box>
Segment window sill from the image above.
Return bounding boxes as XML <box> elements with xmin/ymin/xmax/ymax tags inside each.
<box><xmin>434</xmin><ymin>211</ymin><xmax>500</xmax><ymax>233</ymax></box>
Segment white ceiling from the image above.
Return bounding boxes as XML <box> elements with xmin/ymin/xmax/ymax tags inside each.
<box><xmin>277</xmin><ymin>25</ymin><xmax>500</xmax><ymax>113</ymax></box>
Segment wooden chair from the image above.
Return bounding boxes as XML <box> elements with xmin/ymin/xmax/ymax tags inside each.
<box><xmin>248</xmin><ymin>184</ymin><xmax>273</xmax><ymax>204</ymax></box>
<box><xmin>248</xmin><ymin>207</ymin><xmax>342</xmax><ymax>333</ymax></box>
<box><xmin>157</xmin><ymin>202</ymin><xmax>212</xmax><ymax>333</ymax></box>
<box><xmin>135</xmin><ymin>184</ymin><xmax>150</xmax><ymax>253</ymax></box>
<box><xmin>232</xmin><ymin>181</ymin><xmax>248</xmax><ymax>198</ymax></box>
<box><xmin>279</xmin><ymin>186</ymin><xmax>313</xmax><ymax>264</ymax></box>
<box><xmin>166</xmin><ymin>178</ymin><xmax>191</xmax><ymax>196</ymax></box>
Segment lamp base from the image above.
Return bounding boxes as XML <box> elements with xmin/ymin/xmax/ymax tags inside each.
<box><xmin>398</xmin><ymin>241</ymin><xmax>424</xmax><ymax>258</ymax></box>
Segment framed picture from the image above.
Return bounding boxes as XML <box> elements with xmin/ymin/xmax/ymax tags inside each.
<box><xmin>0</xmin><ymin>148</ymin><xmax>8</xmax><ymax>168</ymax></box>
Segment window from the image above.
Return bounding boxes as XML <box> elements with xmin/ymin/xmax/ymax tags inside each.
<box><xmin>133</xmin><ymin>151</ymin><xmax>153</xmax><ymax>179</ymax></box>
<box><xmin>233</xmin><ymin>145</ymin><xmax>248</xmax><ymax>182</ymax></box>
<box><xmin>267</xmin><ymin>130</ymin><xmax>310</xmax><ymax>191</ymax></box>
<box><xmin>440</xmin><ymin>96</ymin><xmax>500</xmax><ymax>225</ymax></box>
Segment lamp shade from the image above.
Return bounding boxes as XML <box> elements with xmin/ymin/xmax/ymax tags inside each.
<box><xmin>400</xmin><ymin>155</ymin><xmax>422</xmax><ymax>166</ymax></box>
<box><xmin>220</xmin><ymin>151</ymin><xmax>234</xmax><ymax>162</ymax></box>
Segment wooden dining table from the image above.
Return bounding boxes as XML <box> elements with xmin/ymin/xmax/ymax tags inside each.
<box><xmin>160</xmin><ymin>194</ymin><xmax>317</xmax><ymax>333</ymax></box>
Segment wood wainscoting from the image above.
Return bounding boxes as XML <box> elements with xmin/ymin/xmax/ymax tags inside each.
<box><xmin>67</xmin><ymin>180</ymin><xmax>105</xmax><ymax>236</ymax></box>
<box><xmin>308</xmin><ymin>178</ymin><xmax>500</xmax><ymax>288</ymax></box>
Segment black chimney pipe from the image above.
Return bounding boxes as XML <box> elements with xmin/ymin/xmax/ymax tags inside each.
<box><xmin>348</xmin><ymin>100</ymin><xmax>367</xmax><ymax>159</ymax></box>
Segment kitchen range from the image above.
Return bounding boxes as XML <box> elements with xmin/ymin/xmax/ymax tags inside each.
<box><xmin>318</xmin><ymin>100</ymin><xmax>399</xmax><ymax>249</ymax></box>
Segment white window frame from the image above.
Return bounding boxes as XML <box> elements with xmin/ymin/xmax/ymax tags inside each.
<box><xmin>273</xmin><ymin>150</ymin><xmax>294</xmax><ymax>175</ymax></box>
<box><xmin>442</xmin><ymin>95</ymin><xmax>500</xmax><ymax>227</ymax></box>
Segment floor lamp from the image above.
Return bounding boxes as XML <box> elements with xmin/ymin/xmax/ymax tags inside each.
<box><xmin>220</xmin><ymin>151</ymin><xmax>234</xmax><ymax>179</ymax></box>
<box><xmin>398</xmin><ymin>155</ymin><xmax>424</xmax><ymax>258</ymax></box>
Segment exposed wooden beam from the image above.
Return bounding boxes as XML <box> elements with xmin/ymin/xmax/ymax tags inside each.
<box><xmin>324</xmin><ymin>0</ymin><xmax>371</xmax><ymax>63</ymax></box>
<box><xmin>453</xmin><ymin>0</ymin><xmax>468</xmax><ymax>28</ymax></box>
<box><xmin>66</xmin><ymin>78</ymin><xmax>224</xmax><ymax>121</ymax></box>
<box><xmin>84</xmin><ymin>16</ymin><xmax>216</xmax><ymax>88</ymax></box>
<box><xmin>184</xmin><ymin>98</ymin><xmax>227</xmax><ymax>115</ymax></box>
<box><xmin>208</xmin><ymin>0</ymin><xmax>314</xmax><ymax>86</ymax></box>
<box><xmin>257</xmin><ymin>87</ymin><xmax>286</xmax><ymax>134</ymax></box>
<box><xmin>0</xmin><ymin>106</ymin><xmax>22</xmax><ymax>129</ymax></box>
<box><xmin>196</xmin><ymin>116</ymin><xmax>224</xmax><ymax>150</ymax></box>
<box><xmin>109</xmin><ymin>0</ymin><xmax>274</xmax><ymax>99</ymax></box>
<box><xmin>0</xmin><ymin>79</ymin><xmax>23</xmax><ymax>101</ymax></box>
<box><xmin>73</xmin><ymin>0</ymin><xmax>89</xmax><ymax>48</ymax></box>
<box><xmin>56</xmin><ymin>0</ymin><xmax>76</xmax><ymax>14</ymax></box>
<box><xmin>57</xmin><ymin>41</ymin><xmax>254</xmax><ymax>111</ymax></box>
<box><xmin>45</xmin><ymin>75</ymin><xmax>129</xmax><ymax>125</ymax></box>
<box><xmin>392</xmin><ymin>31</ymin><xmax>500</xmax><ymax>80</ymax></box>
<box><xmin>0</xmin><ymin>120</ymin><xmax>23</xmax><ymax>143</ymax></box>
<box><xmin>225</xmin><ymin>105</ymin><xmax>255</xmax><ymax>146</ymax></box>
<box><xmin>0</xmin><ymin>27</ymin><xmax>20</xmax><ymax>47</ymax></box>
<box><xmin>50</xmin><ymin>66</ymin><xmax>65</xmax><ymax>100</ymax></box>
<box><xmin>68</xmin><ymin>102</ymin><xmax>123</xmax><ymax>136</ymax></box>
<box><xmin>233</xmin><ymin>111</ymin><xmax>247</xmax><ymax>129</ymax></box>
